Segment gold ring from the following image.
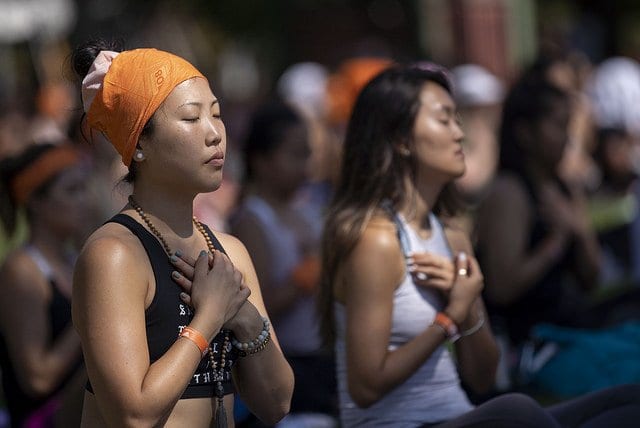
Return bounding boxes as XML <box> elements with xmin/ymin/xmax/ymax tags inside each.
<box><xmin>457</xmin><ymin>267</ymin><xmax>468</xmax><ymax>277</ymax></box>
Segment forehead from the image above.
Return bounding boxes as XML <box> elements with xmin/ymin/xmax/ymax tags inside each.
<box><xmin>418</xmin><ymin>81</ymin><xmax>455</xmax><ymax>113</ymax></box>
<box><xmin>162</xmin><ymin>77</ymin><xmax>216</xmax><ymax>107</ymax></box>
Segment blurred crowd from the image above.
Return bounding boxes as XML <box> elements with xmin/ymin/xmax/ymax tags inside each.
<box><xmin>1</xmin><ymin>29</ymin><xmax>640</xmax><ymax>427</ymax></box>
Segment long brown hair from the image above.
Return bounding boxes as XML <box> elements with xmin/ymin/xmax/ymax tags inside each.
<box><xmin>318</xmin><ymin>63</ymin><xmax>462</xmax><ymax>345</ymax></box>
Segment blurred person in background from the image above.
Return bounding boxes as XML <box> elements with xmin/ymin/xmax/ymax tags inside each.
<box><xmin>230</xmin><ymin>100</ymin><xmax>337</xmax><ymax>426</ymax></box>
<box><xmin>277</xmin><ymin>61</ymin><xmax>339</xmax><ymax>218</ymax></box>
<box><xmin>319</xmin><ymin>61</ymin><xmax>640</xmax><ymax>428</ymax></box>
<box><xmin>475</xmin><ymin>74</ymin><xmax>602</xmax><ymax>347</ymax></box>
<box><xmin>71</xmin><ymin>39</ymin><xmax>293</xmax><ymax>427</ymax></box>
<box><xmin>588</xmin><ymin>127</ymin><xmax>640</xmax><ymax>289</ymax></box>
<box><xmin>0</xmin><ymin>142</ymin><xmax>91</xmax><ymax>428</ymax></box>
<box><xmin>526</xmin><ymin>49</ymin><xmax>600</xmax><ymax>192</ymax></box>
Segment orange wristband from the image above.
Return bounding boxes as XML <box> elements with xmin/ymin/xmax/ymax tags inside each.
<box><xmin>180</xmin><ymin>326</ymin><xmax>209</xmax><ymax>356</ymax></box>
<box><xmin>433</xmin><ymin>312</ymin><xmax>460</xmax><ymax>342</ymax></box>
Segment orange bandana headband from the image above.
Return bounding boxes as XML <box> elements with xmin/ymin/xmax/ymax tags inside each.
<box><xmin>10</xmin><ymin>145</ymin><xmax>81</xmax><ymax>205</ymax></box>
<box><xmin>82</xmin><ymin>48</ymin><xmax>205</xmax><ymax>166</ymax></box>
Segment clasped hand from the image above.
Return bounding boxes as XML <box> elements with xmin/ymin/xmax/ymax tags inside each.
<box><xmin>408</xmin><ymin>251</ymin><xmax>484</xmax><ymax>325</ymax></box>
<box><xmin>170</xmin><ymin>250</ymin><xmax>251</xmax><ymax>329</ymax></box>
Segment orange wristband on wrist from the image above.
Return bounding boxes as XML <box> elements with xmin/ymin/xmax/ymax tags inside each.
<box><xmin>433</xmin><ymin>312</ymin><xmax>461</xmax><ymax>342</ymax></box>
<box><xmin>180</xmin><ymin>326</ymin><xmax>209</xmax><ymax>356</ymax></box>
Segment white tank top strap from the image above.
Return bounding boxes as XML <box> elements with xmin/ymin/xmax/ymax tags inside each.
<box><xmin>24</xmin><ymin>245</ymin><xmax>55</xmax><ymax>280</ymax></box>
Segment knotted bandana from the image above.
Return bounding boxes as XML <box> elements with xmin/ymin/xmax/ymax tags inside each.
<box><xmin>82</xmin><ymin>48</ymin><xmax>205</xmax><ymax>166</ymax></box>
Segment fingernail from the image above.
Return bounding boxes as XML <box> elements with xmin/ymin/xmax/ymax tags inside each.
<box><xmin>458</xmin><ymin>252</ymin><xmax>467</xmax><ymax>261</ymax></box>
<box><xmin>180</xmin><ymin>292</ymin><xmax>188</xmax><ymax>300</ymax></box>
<box><xmin>175</xmin><ymin>249</ymin><xmax>183</xmax><ymax>257</ymax></box>
<box><xmin>406</xmin><ymin>257</ymin><xmax>414</xmax><ymax>264</ymax></box>
<box><xmin>170</xmin><ymin>255</ymin><xmax>179</xmax><ymax>263</ymax></box>
<box><xmin>172</xmin><ymin>271</ymin><xmax>182</xmax><ymax>279</ymax></box>
<box><xmin>408</xmin><ymin>264</ymin><xmax>416</xmax><ymax>272</ymax></box>
<box><xmin>199</xmin><ymin>250</ymin><xmax>207</xmax><ymax>257</ymax></box>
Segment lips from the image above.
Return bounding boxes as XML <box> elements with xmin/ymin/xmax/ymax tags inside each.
<box><xmin>205</xmin><ymin>152</ymin><xmax>224</xmax><ymax>167</ymax></box>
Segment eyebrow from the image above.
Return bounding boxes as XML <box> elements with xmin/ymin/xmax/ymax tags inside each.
<box><xmin>178</xmin><ymin>99</ymin><xmax>219</xmax><ymax>109</ymax></box>
<box><xmin>433</xmin><ymin>103</ymin><xmax>455</xmax><ymax>115</ymax></box>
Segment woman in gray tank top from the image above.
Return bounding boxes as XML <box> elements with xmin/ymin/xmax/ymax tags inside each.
<box><xmin>318</xmin><ymin>63</ymin><xmax>640</xmax><ymax>427</ymax></box>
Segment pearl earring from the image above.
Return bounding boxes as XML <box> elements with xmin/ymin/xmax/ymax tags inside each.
<box><xmin>134</xmin><ymin>151</ymin><xmax>145</xmax><ymax>161</ymax></box>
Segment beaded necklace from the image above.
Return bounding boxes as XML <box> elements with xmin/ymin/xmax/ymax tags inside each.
<box><xmin>128</xmin><ymin>195</ymin><xmax>230</xmax><ymax>428</ymax></box>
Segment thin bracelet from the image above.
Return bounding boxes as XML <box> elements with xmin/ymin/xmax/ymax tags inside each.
<box><xmin>180</xmin><ymin>326</ymin><xmax>209</xmax><ymax>356</ymax></box>
<box><xmin>231</xmin><ymin>317</ymin><xmax>271</xmax><ymax>357</ymax></box>
<box><xmin>459</xmin><ymin>311</ymin><xmax>485</xmax><ymax>338</ymax></box>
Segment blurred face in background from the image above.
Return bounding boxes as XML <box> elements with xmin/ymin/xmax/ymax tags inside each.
<box><xmin>31</xmin><ymin>161</ymin><xmax>94</xmax><ymax>242</ymax></box>
<box><xmin>520</xmin><ymin>95</ymin><xmax>571</xmax><ymax>171</ymax></box>
<box><xmin>257</xmin><ymin>121</ymin><xmax>312</xmax><ymax>200</ymax></box>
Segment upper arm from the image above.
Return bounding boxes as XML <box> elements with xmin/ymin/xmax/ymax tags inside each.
<box><xmin>0</xmin><ymin>253</ymin><xmax>52</xmax><ymax>380</ymax></box>
<box><xmin>72</xmin><ymin>232</ymin><xmax>151</xmax><ymax>408</ymax></box>
<box><xmin>340</xmin><ymin>220</ymin><xmax>405</xmax><ymax>385</ymax></box>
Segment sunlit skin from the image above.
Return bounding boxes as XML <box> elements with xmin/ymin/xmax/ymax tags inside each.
<box><xmin>412</xmin><ymin>82</ymin><xmax>466</xmax><ymax>187</ymax></box>
<box><xmin>333</xmin><ymin>81</ymin><xmax>499</xmax><ymax>408</ymax></box>
<box><xmin>73</xmin><ymin>76</ymin><xmax>293</xmax><ymax>427</ymax></box>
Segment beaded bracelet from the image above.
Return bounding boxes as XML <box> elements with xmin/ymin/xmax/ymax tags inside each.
<box><xmin>231</xmin><ymin>317</ymin><xmax>271</xmax><ymax>357</ymax></box>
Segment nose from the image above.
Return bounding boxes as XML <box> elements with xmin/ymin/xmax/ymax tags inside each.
<box><xmin>205</xmin><ymin>117</ymin><xmax>223</xmax><ymax>146</ymax></box>
<box><xmin>453</xmin><ymin>121</ymin><xmax>465</xmax><ymax>142</ymax></box>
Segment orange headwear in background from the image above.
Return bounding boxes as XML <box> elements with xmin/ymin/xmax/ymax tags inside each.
<box><xmin>82</xmin><ymin>48</ymin><xmax>205</xmax><ymax>166</ymax></box>
<box><xmin>10</xmin><ymin>144</ymin><xmax>81</xmax><ymax>205</ymax></box>
<box><xmin>326</xmin><ymin>57</ymin><xmax>393</xmax><ymax>126</ymax></box>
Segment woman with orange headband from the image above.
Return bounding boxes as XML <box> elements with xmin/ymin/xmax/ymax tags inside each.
<box><xmin>70</xmin><ymin>39</ymin><xmax>293</xmax><ymax>427</ymax></box>
<box><xmin>0</xmin><ymin>142</ymin><xmax>91</xmax><ymax>427</ymax></box>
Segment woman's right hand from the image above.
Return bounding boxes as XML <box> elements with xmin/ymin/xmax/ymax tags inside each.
<box><xmin>172</xmin><ymin>250</ymin><xmax>250</xmax><ymax>327</ymax></box>
<box><xmin>444</xmin><ymin>253</ymin><xmax>484</xmax><ymax>325</ymax></box>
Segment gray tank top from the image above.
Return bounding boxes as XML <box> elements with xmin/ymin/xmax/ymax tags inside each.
<box><xmin>238</xmin><ymin>195</ymin><xmax>322</xmax><ymax>354</ymax></box>
<box><xmin>334</xmin><ymin>211</ymin><xmax>473</xmax><ymax>427</ymax></box>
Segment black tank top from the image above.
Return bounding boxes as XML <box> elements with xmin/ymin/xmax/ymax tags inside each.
<box><xmin>86</xmin><ymin>214</ymin><xmax>237</xmax><ymax>398</ymax></box>
<box><xmin>0</xmin><ymin>275</ymin><xmax>80</xmax><ymax>427</ymax></box>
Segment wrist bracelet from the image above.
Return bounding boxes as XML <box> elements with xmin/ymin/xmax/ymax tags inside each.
<box><xmin>180</xmin><ymin>326</ymin><xmax>209</xmax><ymax>356</ymax></box>
<box><xmin>433</xmin><ymin>312</ymin><xmax>461</xmax><ymax>343</ymax></box>
<box><xmin>231</xmin><ymin>317</ymin><xmax>271</xmax><ymax>357</ymax></box>
<box><xmin>459</xmin><ymin>311</ymin><xmax>485</xmax><ymax>338</ymax></box>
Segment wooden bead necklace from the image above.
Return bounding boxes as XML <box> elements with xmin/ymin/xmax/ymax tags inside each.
<box><xmin>128</xmin><ymin>195</ymin><xmax>231</xmax><ymax>428</ymax></box>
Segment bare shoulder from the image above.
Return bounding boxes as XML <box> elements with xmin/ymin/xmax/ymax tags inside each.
<box><xmin>0</xmin><ymin>249</ymin><xmax>50</xmax><ymax>304</ymax></box>
<box><xmin>0</xmin><ymin>249</ymin><xmax>44</xmax><ymax>288</ymax></box>
<box><xmin>358</xmin><ymin>214</ymin><xmax>402</xmax><ymax>254</ymax></box>
<box><xmin>210</xmin><ymin>231</ymin><xmax>250</xmax><ymax>263</ymax></box>
<box><xmin>79</xmin><ymin>222</ymin><xmax>146</xmax><ymax>267</ymax></box>
<box><xmin>347</xmin><ymin>214</ymin><xmax>404</xmax><ymax>279</ymax></box>
<box><xmin>74</xmin><ymin>222</ymin><xmax>150</xmax><ymax>300</ymax></box>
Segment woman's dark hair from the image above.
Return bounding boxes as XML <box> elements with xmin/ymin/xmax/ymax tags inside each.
<box><xmin>318</xmin><ymin>63</ymin><xmax>462</xmax><ymax>344</ymax></box>
<box><xmin>242</xmin><ymin>100</ymin><xmax>305</xmax><ymax>183</ymax></box>
<box><xmin>498</xmin><ymin>75</ymin><xmax>569</xmax><ymax>173</ymax></box>
<box><xmin>0</xmin><ymin>144</ymin><xmax>60</xmax><ymax>236</ymax></box>
<box><xmin>70</xmin><ymin>37</ymin><xmax>148</xmax><ymax>183</ymax></box>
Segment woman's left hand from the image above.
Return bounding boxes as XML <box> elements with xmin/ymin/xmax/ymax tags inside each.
<box><xmin>170</xmin><ymin>251</ymin><xmax>262</xmax><ymax>333</ymax></box>
<box><xmin>407</xmin><ymin>251</ymin><xmax>455</xmax><ymax>292</ymax></box>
